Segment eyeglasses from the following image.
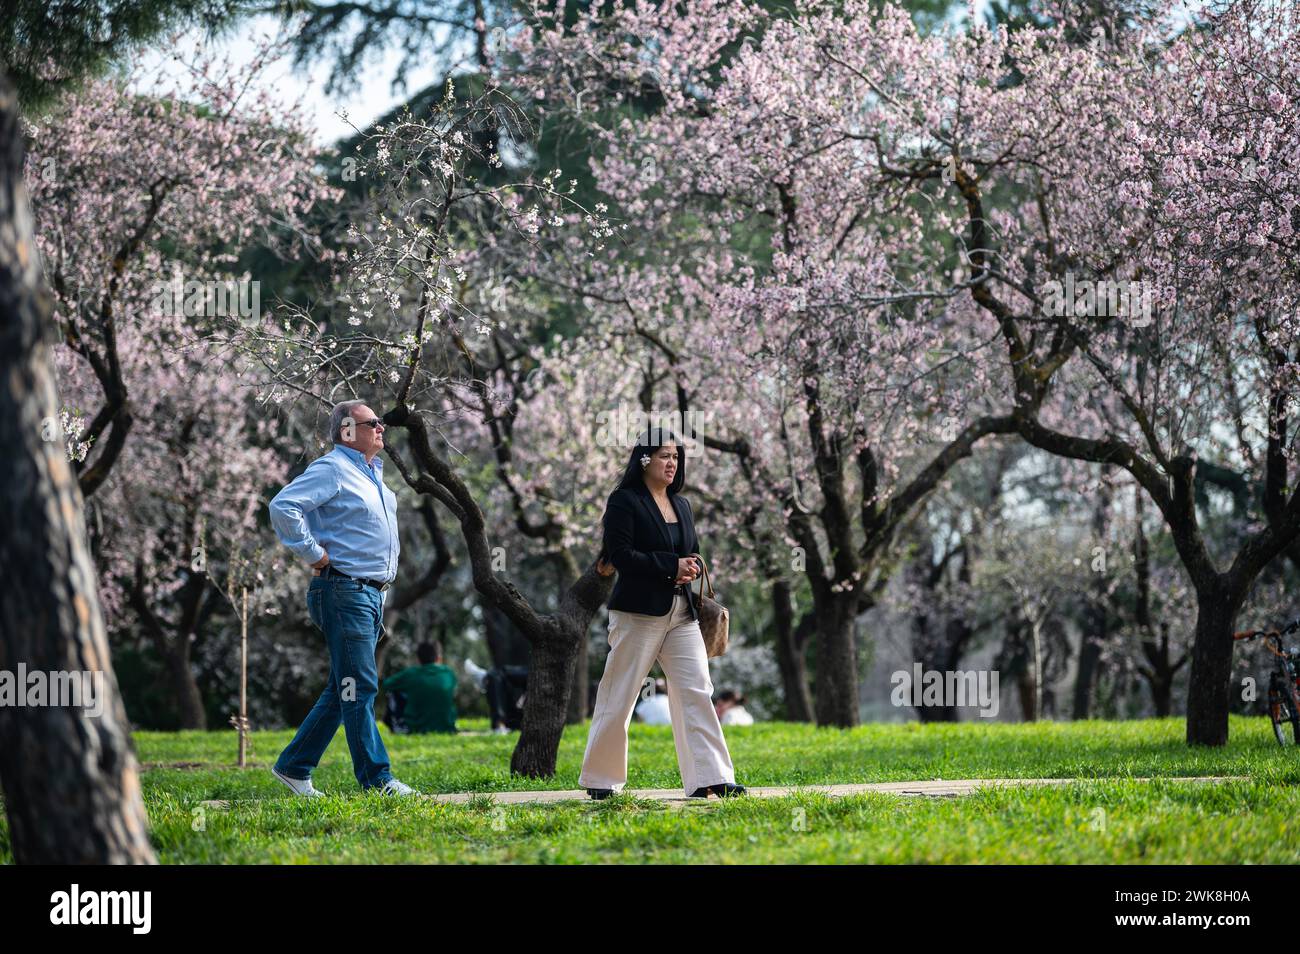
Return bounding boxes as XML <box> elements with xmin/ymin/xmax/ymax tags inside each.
<box><xmin>354</xmin><ymin>418</ymin><xmax>383</xmax><ymax>429</ymax></box>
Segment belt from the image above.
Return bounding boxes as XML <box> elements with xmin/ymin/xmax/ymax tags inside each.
<box><xmin>316</xmin><ymin>564</ymin><xmax>391</xmax><ymax>592</ymax></box>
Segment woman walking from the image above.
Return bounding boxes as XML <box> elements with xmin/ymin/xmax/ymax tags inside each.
<box><xmin>580</xmin><ymin>430</ymin><xmax>745</xmax><ymax>799</ymax></box>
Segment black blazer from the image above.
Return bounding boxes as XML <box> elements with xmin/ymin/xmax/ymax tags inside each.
<box><xmin>602</xmin><ymin>483</ymin><xmax>703</xmax><ymax>619</ymax></box>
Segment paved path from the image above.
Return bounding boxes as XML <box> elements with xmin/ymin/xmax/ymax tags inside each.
<box><xmin>199</xmin><ymin>775</ymin><xmax>1245</xmax><ymax>810</ymax></box>
<box><xmin>419</xmin><ymin>775</ymin><xmax>1244</xmax><ymax>805</ymax></box>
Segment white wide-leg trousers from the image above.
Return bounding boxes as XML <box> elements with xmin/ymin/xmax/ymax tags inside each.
<box><xmin>579</xmin><ymin>593</ymin><xmax>736</xmax><ymax>796</ymax></box>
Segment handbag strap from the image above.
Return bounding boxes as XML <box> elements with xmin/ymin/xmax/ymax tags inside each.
<box><xmin>691</xmin><ymin>555</ymin><xmax>716</xmax><ymax>599</ymax></box>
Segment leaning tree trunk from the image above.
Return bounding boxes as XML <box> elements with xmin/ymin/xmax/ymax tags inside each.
<box><xmin>512</xmin><ymin>620</ymin><xmax>580</xmax><ymax>777</ymax></box>
<box><xmin>1185</xmin><ymin>584</ymin><xmax>1245</xmax><ymax>746</ymax></box>
<box><xmin>383</xmin><ymin>404</ymin><xmax>612</xmax><ymax>777</ymax></box>
<box><xmin>0</xmin><ymin>73</ymin><xmax>155</xmax><ymax>863</ymax></box>
<box><xmin>510</xmin><ymin>563</ymin><xmax>612</xmax><ymax>776</ymax></box>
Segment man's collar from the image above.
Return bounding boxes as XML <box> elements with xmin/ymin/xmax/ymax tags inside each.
<box><xmin>334</xmin><ymin>443</ymin><xmax>382</xmax><ymax>469</ymax></box>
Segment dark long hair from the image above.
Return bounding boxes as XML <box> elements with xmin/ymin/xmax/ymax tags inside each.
<box><xmin>610</xmin><ymin>427</ymin><xmax>686</xmax><ymax>496</ymax></box>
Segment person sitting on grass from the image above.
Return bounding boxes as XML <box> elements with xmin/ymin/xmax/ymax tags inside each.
<box><xmin>464</xmin><ymin>657</ymin><xmax>529</xmax><ymax>733</ymax></box>
<box><xmin>715</xmin><ymin>689</ymin><xmax>755</xmax><ymax>726</ymax></box>
<box><xmin>382</xmin><ymin>640</ymin><xmax>459</xmax><ymax>734</ymax></box>
<box><xmin>635</xmin><ymin>677</ymin><xmax>672</xmax><ymax>725</ymax></box>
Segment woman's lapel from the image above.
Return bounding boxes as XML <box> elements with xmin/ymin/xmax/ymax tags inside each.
<box><xmin>669</xmin><ymin>495</ymin><xmax>688</xmax><ymax>554</ymax></box>
<box><xmin>680</xmin><ymin>497</ymin><xmax>698</xmax><ymax>555</ymax></box>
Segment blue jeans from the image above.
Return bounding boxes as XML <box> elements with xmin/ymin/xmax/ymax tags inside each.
<box><xmin>274</xmin><ymin>574</ymin><xmax>393</xmax><ymax>789</ymax></box>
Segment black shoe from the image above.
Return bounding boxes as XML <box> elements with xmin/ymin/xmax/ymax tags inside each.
<box><xmin>689</xmin><ymin>783</ymin><xmax>747</xmax><ymax>798</ymax></box>
<box><xmin>587</xmin><ymin>788</ymin><xmax>614</xmax><ymax>800</ymax></box>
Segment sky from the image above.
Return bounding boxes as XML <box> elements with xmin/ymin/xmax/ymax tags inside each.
<box><xmin>135</xmin><ymin>12</ymin><xmax>450</xmax><ymax>148</ymax></box>
<box><xmin>134</xmin><ymin>2</ymin><xmax>996</xmax><ymax>150</ymax></box>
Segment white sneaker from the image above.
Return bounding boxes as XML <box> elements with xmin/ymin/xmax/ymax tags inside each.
<box><xmin>463</xmin><ymin>658</ymin><xmax>489</xmax><ymax>691</ymax></box>
<box><xmin>378</xmin><ymin>777</ymin><xmax>417</xmax><ymax>796</ymax></box>
<box><xmin>272</xmin><ymin>766</ymin><xmax>325</xmax><ymax>798</ymax></box>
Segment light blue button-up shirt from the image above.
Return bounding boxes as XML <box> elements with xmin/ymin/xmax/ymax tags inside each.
<box><xmin>269</xmin><ymin>444</ymin><xmax>400</xmax><ymax>585</ymax></box>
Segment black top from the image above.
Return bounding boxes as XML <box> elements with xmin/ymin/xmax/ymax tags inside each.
<box><xmin>602</xmin><ymin>483</ymin><xmax>703</xmax><ymax>620</ymax></box>
<box><xmin>666</xmin><ymin>520</ymin><xmax>682</xmax><ymax>549</ymax></box>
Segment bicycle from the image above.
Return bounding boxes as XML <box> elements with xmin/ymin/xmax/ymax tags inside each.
<box><xmin>1233</xmin><ymin>620</ymin><xmax>1300</xmax><ymax>746</ymax></box>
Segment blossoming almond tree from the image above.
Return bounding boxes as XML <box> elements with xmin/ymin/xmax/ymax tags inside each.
<box><xmin>235</xmin><ymin>83</ymin><xmax>624</xmax><ymax>776</ymax></box>
<box><xmin>821</xmin><ymin>0</ymin><xmax>1300</xmax><ymax>744</ymax></box>
<box><xmin>514</xmin><ymin>0</ymin><xmax>1033</xmax><ymax>725</ymax></box>
<box><xmin>28</xmin><ymin>39</ymin><xmax>334</xmax><ymax>498</ymax></box>
<box><xmin>0</xmin><ymin>0</ymin><xmax>281</xmax><ymax>866</ymax></box>
<box><xmin>515</xmin><ymin>0</ymin><xmax>1300</xmax><ymax>740</ymax></box>
<box><xmin>435</xmin><ymin>335</ymin><xmax>652</xmax><ymax>722</ymax></box>
<box><xmin>27</xmin><ymin>44</ymin><xmax>338</xmax><ymax>727</ymax></box>
<box><xmin>0</xmin><ymin>78</ymin><xmax>154</xmax><ymax>865</ymax></box>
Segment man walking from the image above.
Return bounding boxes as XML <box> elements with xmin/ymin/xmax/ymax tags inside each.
<box><xmin>268</xmin><ymin>400</ymin><xmax>415</xmax><ymax>797</ymax></box>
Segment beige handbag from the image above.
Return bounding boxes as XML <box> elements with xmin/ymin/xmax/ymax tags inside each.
<box><xmin>691</xmin><ymin>557</ymin><xmax>730</xmax><ymax>657</ymax></box>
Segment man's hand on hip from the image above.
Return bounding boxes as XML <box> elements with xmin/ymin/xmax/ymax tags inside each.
<box><xmin>311</xmin><ymin>549</ymin><xmax>330</xmax><ymax>570</ymax></box>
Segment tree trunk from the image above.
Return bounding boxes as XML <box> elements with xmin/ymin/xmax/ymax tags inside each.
<box><xmin>1073</xmin><ymin>482</ymin><xmax>1112</xmax><ymax>718</ymax></box>
<box><xmin>562</xmin><ymin>556</ymin><xmax>589</xmax><ymax>723</ymax></box>
<box><xmin>1017</xmin><ymin>667</ymin><xmax>1038</xmax><ymax>721</ymax></box>
<box><xmin>771</xmin><ymin>581</ymin><xmax>814</xmax><ymax>721</ymax></box>
<box><xmin>911</xmin><ymin>610</ymin><xmax>956</xmax><ymax>723</ymax></box>
<box><xmin>1185</xmin><ymin>586</ymin><xmax>1244</xmax><ymax>746</ymax></box>
<box><xmin>0</xmin><ymin>73</ymin><xmax>155</xmax><ymax>863</ymax></box>
<box><xmin>382</xmin><ymin>405</ymin><xmax>613</xmax><ymax>777</ymax></box>
<box><xmin>482</xmin><ymin>595</ymin><xmax>528</xmax><ymax>668</ymax></box>
<box><xmin>1140</xmin><ymin>620</ymin><xmax>1187</xmax><ymax>718</ymax></box>
<box><xmin>510</xmin><ymin>621</ymin><xmax>579</xmax><ymax>777</ymax></box>
<box><xmin>1030</xmin><ymin>620</ymin><xmax>1043</xmax><ymax>721</ymax></box>
<box><xmin>566</xmin><ymin>630</ymin><xmax>589</xmax><ymax>724</ymax></box>
<box><xmin>238</xmin><ymin>587</ymin><xmax>248</xmax><ymax>768</ymax></box>
<box><xmin>1134</xmin><ymin>491</ymin><xmax>1187</xmax><ymax>718</ymax></box>
<box><xmin>1073</xmin><ymin>624</ymin><xmax>1104</xmax><ymax>719</ymax></box>
<box><xmin>164</xmin><ymin>638</ymin><xmax>207</xmax><ymax>730</ymax></box>
<box><xmin>129</xmin><ymin>565</ymin><xmax>208</xmax><ymax>730</ymax></box>
<box><xmin>378</xmin><ymin>495</ymin><xmax>454</xmax><ymax>677</ymax></box>
<box><xmin>812</xmin><ymin>597</ymin><xmax>858</xmax><ymax>727</ymax></box>
<box><xmin>916</xmin><ymin>702</ymin><xmax>958</xmax><ymax>723</ymax></box>
<box><xmin>1150</xmin><ymin>671</ymin><xmax>1173</xmax><ymax>717</ymax></box>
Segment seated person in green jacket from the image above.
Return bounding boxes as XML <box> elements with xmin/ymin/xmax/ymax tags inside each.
<box><xmin>382</xmin><ymin>640</ymin><xmax>458</xmax><ymax>734</ymax></box>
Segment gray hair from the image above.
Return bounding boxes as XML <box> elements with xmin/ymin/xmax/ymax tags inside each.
<box><xmin>328</xmin><ymin>400</ymin><xmax>369</xmax><ymax>443</ymax></box>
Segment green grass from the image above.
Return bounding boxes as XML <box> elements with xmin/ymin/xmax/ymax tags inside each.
<box><xmin>4</xmin><ymin>716</ymin><xmax>1298</xmax><ymax>863</ymax></box>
